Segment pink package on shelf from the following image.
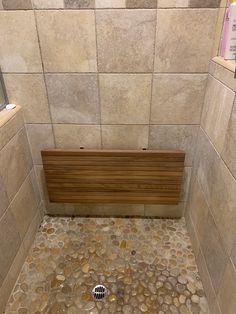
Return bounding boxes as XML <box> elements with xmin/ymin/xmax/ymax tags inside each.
<box><xmin>220</xmin><ymin>8</ymin><xmax>230</xmax><ymax>57</ymax></box>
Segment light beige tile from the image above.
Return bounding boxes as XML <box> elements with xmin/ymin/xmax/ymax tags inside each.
<box><xmin>185</xmin><ymin>210</ymin><xmax>200</xmax><ymax>257</ymax></box>
<box><xmin>22</xmin><ymin>210</ymin><xmax>42</xmax><ymax>255</ymax></box>
<box><xmin>0</xmin><ymin>128</ymin><xmax>32</xmax><ymax>201</ymax></box>
<box><xmin>189</xmin><ymin>0</ymin><xmax>221</xmax><ymax>7</ymax></box>
<box><xmin>187</xmin><ymin>177</ymin><xmax>209</xmax><ymax>243</ymax></box>
<box><xmin>218</xmin><ymin>261</ymin><xmax>236</xmax><ymax>314</ymax></box>
<box><xmin>154</xmin><ymin>9</ymin><xmax>217</xmax><ymax>72</ymax></box>
<box><xmin>33</xmin><ymin>0</ymin><xmax>64</xmax><ymax>8</ymax></box>
<box><xmin>0</xmin><ymin>175</ymin><xmax>9</xmax><ymax>220</ymax></box>
<box><xmin>0</xmin><ymin>109</ymin><xmax>24</xmax><ymax>151</ymax></box>
<box><xmin>26</xmin><ymin>124</ymin><xmax>55</xmax><ymax>165</ymax></box>
<box><xmin>222</xmin><ymin>101</ymin><xmax>236</xmax><ymax>178</ymax></box>
<box><xmin>201</xmin><ymin>76</ymin><xmax>235</xmax><ymax>153</ymax></box>
<box><xmin>151</xmin><ymin>74</ymin><xmax>207</xmax><ymax>124</ymax></box>
<box><xmin>46</xmin><ymin>74</ymin><xmax>100</xmax><ymax>124</ymax></box>
<box><xmin>10</xmin><ymin>174</ymin><xmax>39</xmax><ymax>240</ymax></box>
<box><xmin>231</xmin><ymin>242</ymin><xmax>236</xmax><ymax>269</ymax></box>
<box><xmin>210</xmin><ymin>159</ymin><xmax>236</xmax><ymax>256</ymax></box>
<box><xmin>180</xmin><ymin>167</ymin><xmax>191</xmax><ymax>202</ymax></box>
<box><xmin>149</xmin><ymin>125</ymin><xmax>199</xmax><ymax>166</ymax></box>
<box><xmin>0</xmin><ymin>241</ymin><xmax>25</xmax><ymax>314</ymax></box>
<box><xmin>54</xmin><ymin>124</ymin><xmax>101</xmax><ymax>149</ymax></box>
<box><xmin>0</xmin><ymin>209</ymin><xmax>21</xmax><ymax>280</ymax></box>
<box><xmin>4</xmin><ymin>74</ymin><xmax>51</xmax><ymax>124</ymax></box>
<box><xmin>96</xmin><ymin>10</ymin><xmax>156</xmax><ymax>72</ymax></box>
<box><xmin>212</xmin><ymin>62</ymin><xmax>236</xmax><ymax>92</ymax></box>
<box><xmin>96</xmin><ymin>0</ymin><xmax>125</xmax><ymax>8</ymax></box>
<box><xmin>100</xmin><ymin>74</ymin><xmax>152</xmax><ymax>124</ymax></box>
<box><xmin>0</xmin><ymin>11</ymin><xmax>42</xmax><ymax>72</ymax></box>
<box><xmin>102</xmin><ymin>125</ymin><xmax>149</xmax><ymax>149</ymax></box>
<box><xmin>196</xmin><ymin>249</ymin><xmax>220</xmax><ymax>314</ymax></box>
<box><xmin>201</xmin><ymin>211</ymin><xmax>227</xmax><ymax>293</ymax></box>
<box><xmin>145</xmin><ymin>203</ymin><xmax>185</xmax><ymax>218</ymax></box>
<box><xmin>212</xmin><ymin>8</ymin><xmax>226</xmax><ymax>56</ymax></box>
<box><xmin>64</xmin><ymin>0</ymin><xmax>95</xmax><ymax>8</ymax></box>
<box><xmin>36</xmin><ymin>10</ymin><xmax>97</xmax><ymax>72</ymax></box>
<box><xmin>158</xmin><ymin>0</ymin><xmax>188</xmax><ymax>8</ymax></box>
<box><xmin>2</xmin><ymin>0</ymin><xmax>32</xmax><ymax>9</ymax></box>
<box><xmin>126</xmin><ymin>0</ymin><xmax>157</xmax><ymax>8</ymax></box>
<box><xmin>194</xmin><ymin>129</ymin><xmax>220</xmax><ymax>206</ymax></box>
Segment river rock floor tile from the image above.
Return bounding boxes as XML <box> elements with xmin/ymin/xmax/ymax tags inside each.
<box><xmin>5</xmin><ymin>216</ymin><xmax>209</xmax><ymax>313</ymax></box>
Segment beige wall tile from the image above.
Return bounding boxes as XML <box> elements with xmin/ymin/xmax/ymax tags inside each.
<box><xmin>102</xmin><ymin>125</ymin><xmax>149</xmax><ymax>149</ymax></box>
<box><xmin>64</xmin><ymin>0</ymin><xmax>95</xmax><ymax>8</ymax></box>
<box><xmin>0</xmin><ymin>209</ymin><xmax>21</xmax><ymax>280</ymax></box>
<box><xmin>126</xmin><ymin>0</ymin><xmax>157</xmax><ymax>8</ymax></box>
<box><xmin>10</xmin><ymin>174</ymin><xmax>39</xmax><ymax>240</ymax></box>
<box><xmin>210</xmin><ymin>159</ymin><xmax>236</xmax><ymax>256</ymax></box>
<box><xmin>180</xmin><ymin>167</ymin><xmax>192</xmax><ymax>202</ymax></box>
<box><xmin>96</xmin><ymin>10</ymin><xmax>156</xmax><ymax>72</ymax></box>
<box><xmin>144</xmin><ymin>203</ymin><xmax>185</xmax><ymax>217</ymax></box>
<box><xmin>194</xmin><ymin>129</ymin><xmax>220</xmax><ymax>205</ymax></box>
<box><xmin>0</xmin><ymin>11</ymin><xmax>42</xmax><ymax>72</ymax></box>
<box><xmin>187</xmin><ymin>178</ymin><xmax>209</xmax><ymax>244</ymax></box>
<box><xmin>0</xmin><ymin>175</ymin><xmax>9</xmax><ymax>219</ymax></box>
<box><xmin>185</xmin><ymin>210</ymin><xmax>200</xmax><ymax>256</ymax></box>
<box><xmin>96</xmin><ymin>0</ymin><xmax>125</xmax><ymax>8</ymax></box>
<box><xmin>231</xmin><ymin>242</ymin><xmax>236</xmax><ymax>269</ymax></box>
<box><xmin>189</xmin><ymin>0</ymin><xmax>221</xmax><ymax>7</ymax></box>
<box><xmin>0</xmin><ymin>128</ymin><xmax>32</xmax><ymax>201</ymax></box>
<box><xmin>36</xmin><ymin>10</ymin><xmax>97</xmax><ymax>72</ymax></box>
<box><xmin>158</xmin><ymin>0</ymin><xmax>188</xmax><ymax>7</ymax></box>
<box><xmin>201</xmin><ymin>76</ymin><xmax>235</xmax><ymax>153</ymax></box>
<box><xmin>212</xmin><ymin>8</ymin><xmax>226</xmax><ymax>57</ymax></box>
<box><xmin>100</xmin><ymin>74</ymin><xmax>152</xmax><ymax>124</ymax></box>
<box><xmin>0</xmin><ymin>109</ymin><xmax>24</xmax><ymax>151</ymax></box>
<box><xmin>0</xmin><ymin>241</ymin><xmax>25</xmax><ymax>313</ymax></box>
<box><xmin>196</xmin><ymin>249</ymin><xmax>220</xmax><ymax>314</ymax></box>
<box><xmin>33</xmin><ymin>0</ymin><xmax>64</xmax><ymax>8</ymax></box>
<box><xmin>2</xmin><ymin>0</ymin><xmax>32</xmax><ymax>9</ymax></box>
<box><xmin>46</xmin><ymin>74</ymin><xmax>100</xmax><ymax>124</ymax></box>
<box><xmin>201</xmin><ymin>211</ymin><xmax>227</xmax><ymax>293</ymax></box>
<box><xmin>151</xmin><ymin>74</ymin><xmax>207</xmax><ymax>124</ymax></box>
<box><xmin>54</xmin><ymin>124</ymin><xmax>101</xmax><ymax>149</ymax></box>
<box><xmin>26</xmin><ymin>124</ymin><xmax>55</xmax><ymax>165</ymax></box>
<box><xmin>149</xmin><ymin>125</ymin><xmax>199</xmax><ymax>166</ymax></box>
<box><xmin>218</xmin><ymin>260</ymin><xmax>236</xmax><ymax>314</ymax></box>
<box><xmin>4</xmin><ymin>74</ymin><xmax>51</xmax><ymax>124</ymax></box>
<box><xmin>154</xmin><ymin>9</ymin><xmax>217</xmax><ymax>72</ymax></box>
<box><xmin>222</xmin><ymin>101</ymin><xmax>236</xmax><ymax>178</ymax></box>
<box><xmin>212</xmin><ymin>62</ymin><xmax>236</xmax><ymax>92</ymax></box>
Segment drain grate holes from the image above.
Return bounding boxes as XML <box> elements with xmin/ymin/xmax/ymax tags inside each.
<box><xmin>92</xmin><ymin>285</ymin><xmax>107</xmax><ymax>301</ymax></box>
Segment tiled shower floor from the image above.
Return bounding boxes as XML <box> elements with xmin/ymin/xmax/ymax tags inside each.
<box><xmin>5</xmin><ymin>216</ymin><xmax>209</xmax><ymax>314</ymax></box>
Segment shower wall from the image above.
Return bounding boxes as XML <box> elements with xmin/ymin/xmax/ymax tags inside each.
<box><xmin>0</xmin><ymin>107</ymin><xmax>43</xmax><ymax>312</ymax></box>
<box><xmin>0</xmin><ymin>0</ymin><xmax>220</xmax><ymax>216</ymax></box>
<box><xmin>185</xmin><ymin>58</ymin><xmax>236</xmax><ymax>314</ymax></box>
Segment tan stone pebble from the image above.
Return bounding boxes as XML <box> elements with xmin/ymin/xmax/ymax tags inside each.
<box><xmin>178</xmin><ymin>275</ymin><xmax>188</xmax><ymax>284</ymax></box>
<box><xmin>191</xmin><ymin>295</ymin><xmax>200</xmax><ymax>303</ymax></box>
<box><xmin>56</xmin><ymin>275</ymin><xmax>65</xmax><ymax>282</ymax></box>
<box><xmin>140</xmin><ymin>303</ymin><xmax>148</xmax><ymax>312</ymax></box>
<box><xmin>179</xmin><ymin>295</ymin><xmax>186</xmax><ymax>304</ymax></box>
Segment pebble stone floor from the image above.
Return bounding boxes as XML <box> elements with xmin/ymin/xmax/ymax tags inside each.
<box><xmin>5</xmin><ymin>216</ymin><xmax>209</xmax><ymax>314</ymax></box>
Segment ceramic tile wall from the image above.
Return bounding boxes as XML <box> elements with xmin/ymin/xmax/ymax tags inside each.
<box><xmin>0</xmin><ymin>107</ymin><xmax>44</xmax><ymax>312</ymax></box>
<box><xmin>185</xmin><ymin>59</ymin><xmax>236</xmax><ymax>314</ymax></box>
<box><xmin>1</xmin><ymin>0</ymin><xmax>220</xmax><ymax>216</ymax></box>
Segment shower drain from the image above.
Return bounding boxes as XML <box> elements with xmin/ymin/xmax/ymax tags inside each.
<box><xmin>92</xmin><ymin>285</ymin><xmax>108</xmax><ymax>301</ymax></box>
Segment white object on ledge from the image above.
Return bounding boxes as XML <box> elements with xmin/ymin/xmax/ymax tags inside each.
<box><xmin>6</xmin><ymin>104</ymin><xmax>16</xmax><ymax>110</ymax></box>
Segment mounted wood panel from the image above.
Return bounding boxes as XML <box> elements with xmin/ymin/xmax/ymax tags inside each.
<box><xmin>41</xmin><ymin>149</ymin><xmax>185</xmax><ymax>204</ymax></box>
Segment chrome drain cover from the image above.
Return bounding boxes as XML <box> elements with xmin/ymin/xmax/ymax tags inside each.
<box><xmin>92</xmin><ymin>285</ymin><xmax>107</xmax><ymax>301</ymax></box>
